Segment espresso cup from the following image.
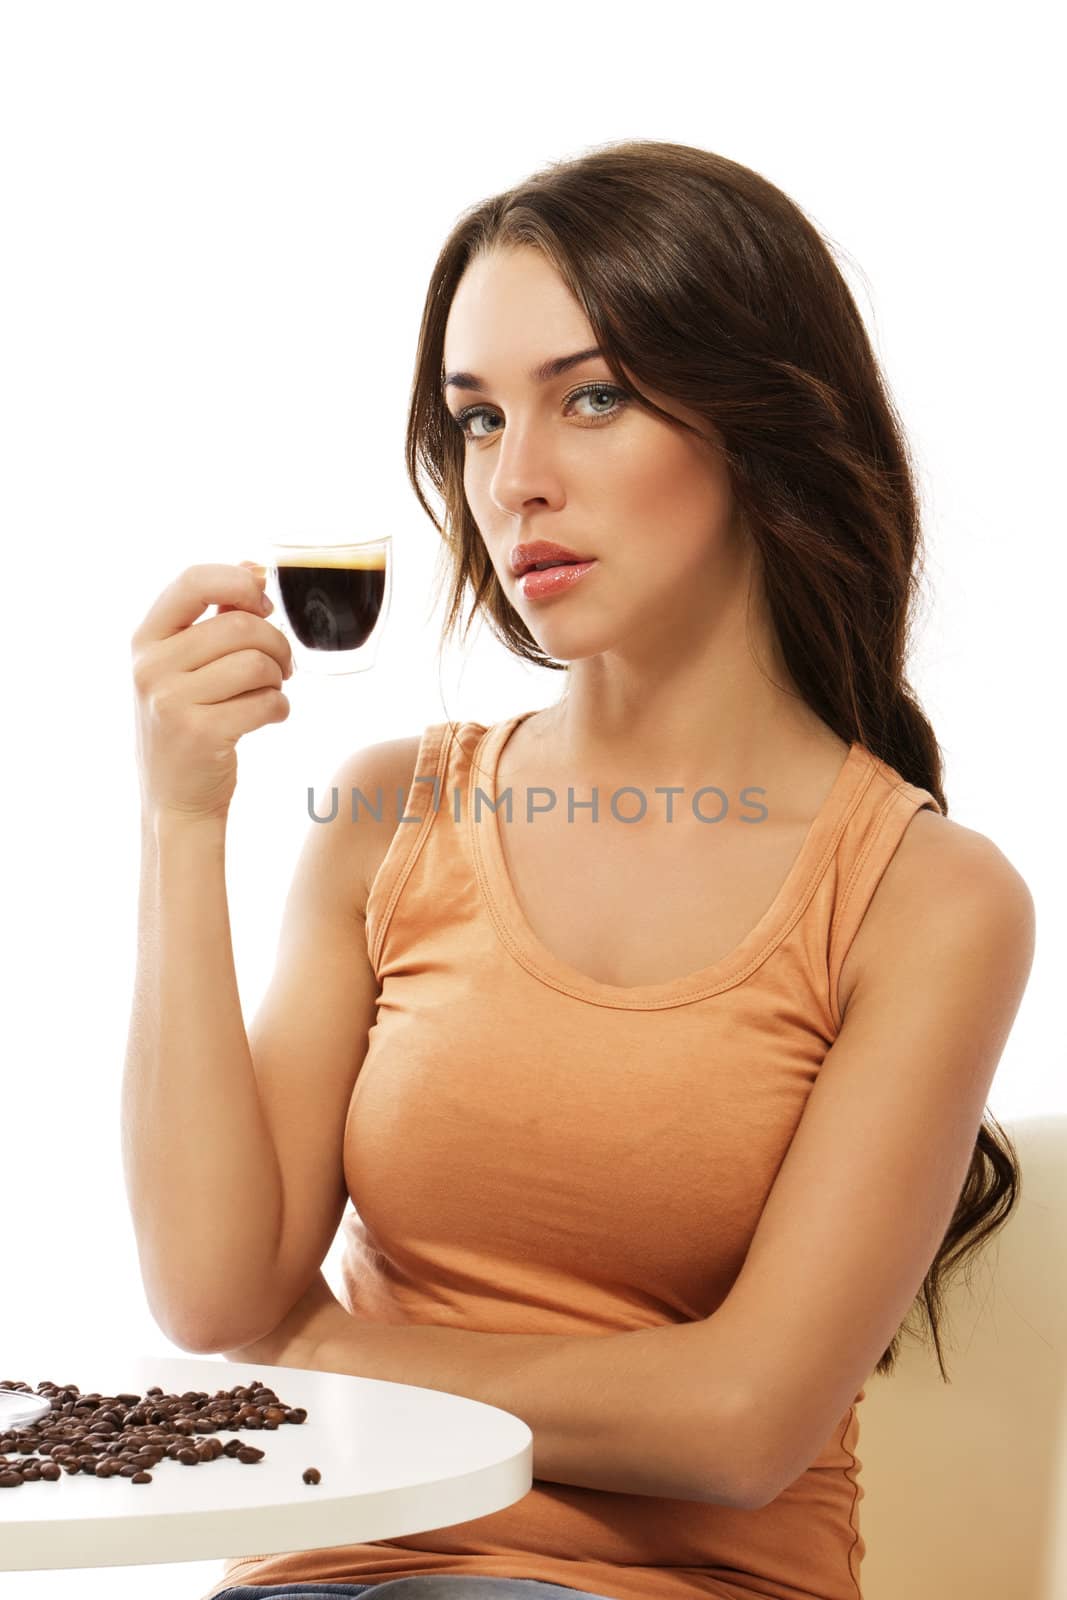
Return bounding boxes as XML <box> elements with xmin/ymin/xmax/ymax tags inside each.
<box><xmin>264</xmin><ymin>538</ymin><xmax>391</xmax><ymax>676</ymax></box>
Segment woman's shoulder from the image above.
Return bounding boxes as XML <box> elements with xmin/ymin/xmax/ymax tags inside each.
<box><xmin>316</xmin><ymin>733</ymin><xmax>429</xmax><ymax>917</ymax></box>
<box><xmin>894</xmin><ymin>809</ymin><xmax>1031</xmax><ymax>893</ymax></box>
<box><xmin>839</xmin><ymin>808</ymin><xmax>1032</xmax><ymax>1017</ymax></box>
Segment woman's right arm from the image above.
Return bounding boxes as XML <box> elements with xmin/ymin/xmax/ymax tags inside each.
<box><xmin>123</xmin><ymin>806</ymin><xmax>288</xmax><ymax>1350</ymax></box>
<box><xmin>123</xmin><ymin>742</ymin><xmax>399</xmax><ymax>1355</ymax></box>
<box><xmin>122</xmin><ymin>562</ymin><xmax>401</xmax><ymax>1353</ymax></box>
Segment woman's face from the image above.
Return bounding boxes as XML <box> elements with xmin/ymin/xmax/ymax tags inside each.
<box><xmin>441</xmin><ymin>244</ymin><xmax>750</xmax><ymax>666</ymax></box>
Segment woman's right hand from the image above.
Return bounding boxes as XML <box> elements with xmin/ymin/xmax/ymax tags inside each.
<box><xmin>131</xmin><ymin>562</ymin><xmax>295</xmax><ymax>823</ymax></box>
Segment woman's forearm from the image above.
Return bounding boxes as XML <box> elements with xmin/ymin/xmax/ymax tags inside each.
<box><xmin>228</xmin><ymin>1277</ymin><xmax>749</xmax><ymax>1507</ymax></box>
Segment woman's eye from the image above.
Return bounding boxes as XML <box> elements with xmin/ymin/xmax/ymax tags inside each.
<box><xmin>452</xmin><ymin>382</ymin><xmax>629</xmax><ymax>442</ymax></box>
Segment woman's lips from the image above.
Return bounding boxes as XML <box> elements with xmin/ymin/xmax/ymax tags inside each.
<box><xmin>518</xmin><ymin>560</ymin><xmax>597</xmax><ymax>600</ymax></box>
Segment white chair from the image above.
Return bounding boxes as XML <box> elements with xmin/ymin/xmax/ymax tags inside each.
<box><xmin>858</xmin><ymin>1114</ymin><xmax>1067</xmax><ymax>1599</ymax></box>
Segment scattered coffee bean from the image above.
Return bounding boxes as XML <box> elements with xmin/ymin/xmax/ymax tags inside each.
<box><xmin>302</xmin><ymin>1467</ymin><xmax>321</xmax><ymax>1484</ymax></box>
<box><xmin>0</xmin><ymin>1377</ymin><xmax>310</xmax><ymax>1490</ymax></box>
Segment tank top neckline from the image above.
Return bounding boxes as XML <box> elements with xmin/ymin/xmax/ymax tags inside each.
<box><xmin>467</xmin><ymin>710</ymin><xmax>877</xmax><ymax>1008</ymax></box>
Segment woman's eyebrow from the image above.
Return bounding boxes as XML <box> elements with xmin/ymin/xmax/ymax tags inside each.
<box><xmin>442</xmin><ymin>346</ymin><xmax>605</xmax><ymax>394</ymax></box>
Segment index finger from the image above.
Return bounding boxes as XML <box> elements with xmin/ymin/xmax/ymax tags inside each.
<box><xmin>131</xmin><ymin>563</ymin><xmax>269</xmax><ymax>649</ymax></box>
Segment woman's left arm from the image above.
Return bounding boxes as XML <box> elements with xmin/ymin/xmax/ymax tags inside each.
<box><xmin>217</xmin><ymin>1269</ymin><xmax>755</xmax><ymax>1505</ymax></box>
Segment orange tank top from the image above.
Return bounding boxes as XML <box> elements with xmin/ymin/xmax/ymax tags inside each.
<box><xmin>206</xmin><ymin>712</ymin><xmax>943</xmax><ymax>1600</ymax></box>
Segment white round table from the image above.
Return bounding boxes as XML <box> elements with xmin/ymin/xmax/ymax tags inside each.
<box><xmin>0</xmin><ymin>1355</ymin><xmax>532</xmax><ymax>1572</ymax></box>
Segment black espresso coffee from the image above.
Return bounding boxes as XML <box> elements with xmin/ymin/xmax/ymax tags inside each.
<box><xmin>275</xmin><ymin>550</ymin><xmax>387</xmax><ymax>653</ymax></box>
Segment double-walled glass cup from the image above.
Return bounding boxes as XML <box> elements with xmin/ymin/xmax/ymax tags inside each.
<box><xmin>264</xmin><ymin>538</ymin><xmax>391</xmax><ymax>676</ymax></box>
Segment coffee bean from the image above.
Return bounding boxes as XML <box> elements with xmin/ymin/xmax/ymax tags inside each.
<box><xmin>302</xmin><ymin>1467</ymin><xmax>321</xmax><ymax>1484</ymax></box>
<box><xmin>0</xmin><ymin>1377</ymin><xmax>308</xmax><ymax>1489</ymax></box>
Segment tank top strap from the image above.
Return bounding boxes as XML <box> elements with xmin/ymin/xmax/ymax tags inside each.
<box><xmin>365</xmin><ymin>719</ymin><xmax>484</xmax><ymax>977</ymax></box>
<box><xmin>825</xmin><ymin>750</ymin><xmax>944</xmax><ymax>1030</ymax></box>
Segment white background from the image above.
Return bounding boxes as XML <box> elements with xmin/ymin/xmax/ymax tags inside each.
<box><xmin>0</xmin><ymin>2</ymin><xmax>1062</xmax><ymax>1595</ymax></box>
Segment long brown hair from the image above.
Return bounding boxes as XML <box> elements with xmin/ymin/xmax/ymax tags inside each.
<box><xmin>403</xmin><ymin>137</ymin><xmax>1020</xmax><ymax>1382</ymax></box>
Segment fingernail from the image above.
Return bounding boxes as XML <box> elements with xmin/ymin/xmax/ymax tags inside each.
<box><xmin>260</xmin><ymin>593</ymin><xmax>274</xmax><ymax>614</ymax></box>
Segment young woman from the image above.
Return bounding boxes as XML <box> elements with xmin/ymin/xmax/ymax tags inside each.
<box><xmin>126</xmin><ymin>141</ymin><xmax>1035</xmax><ymax>1600</ymax></box>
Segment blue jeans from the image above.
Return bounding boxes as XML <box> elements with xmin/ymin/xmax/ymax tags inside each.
<box><xmin>215</xmin><ymin>1581</ymin><xmax>620</xmax><ymax>1600</ymax></box>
